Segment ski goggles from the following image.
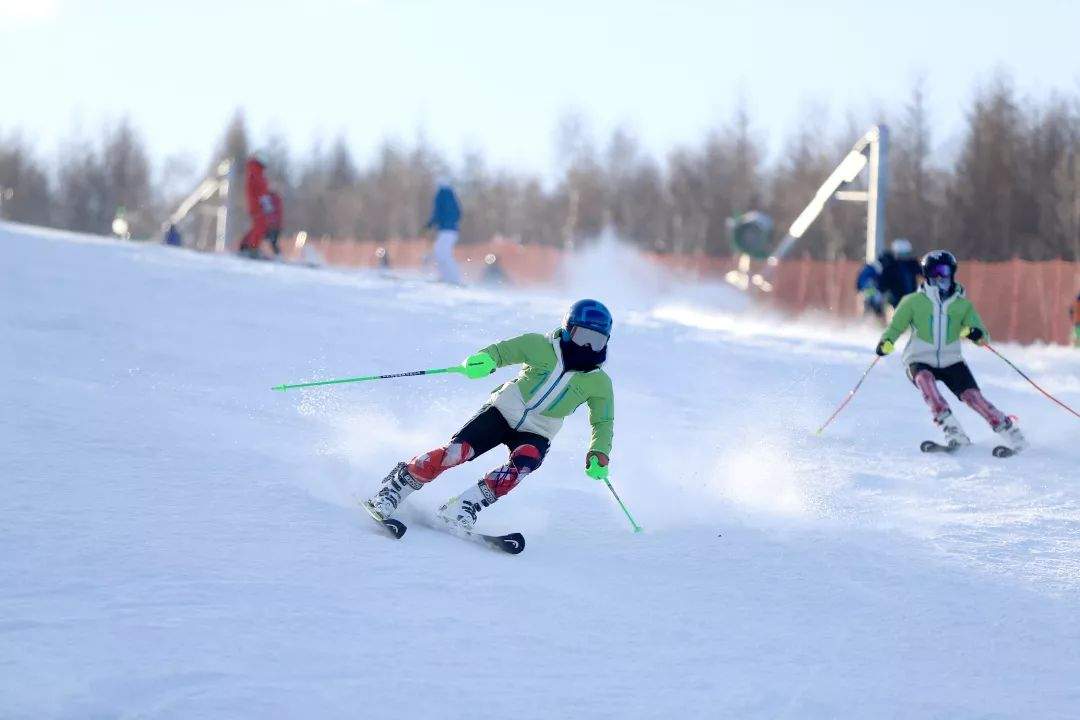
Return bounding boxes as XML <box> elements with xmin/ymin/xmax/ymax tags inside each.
<box><xmin>569</xmin><ymin>325</ymin><xmax>608</xmax><ymax>351</ymax></box>
<box><xmin>925</xmin><ymin>263</ymin><xmax>953</xmax><ymax>279</ymax></box>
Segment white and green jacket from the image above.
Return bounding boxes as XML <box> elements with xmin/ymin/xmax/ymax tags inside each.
<box><xmin>479</xmin><ymin>332</ymin><xmax>615</xmax><ymax>454</ymax></box>
<box><xmin>880</xmin><ymin>283</ymin><xmax>989</xmax><ymax>368</ymax></box>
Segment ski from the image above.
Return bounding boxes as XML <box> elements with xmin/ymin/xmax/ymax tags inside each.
<box><xmin>992</xmin><ymin>445</ymin><xmax>1020</xmax><ymax>458</ymax></box>
<box><xmin>430</xmin><ymin>519</ymin><xmax>525</xmax><ymax>555</ymax></box>
<box><xmin>360</xmin><ymin>500</ymin><xmax>407</xmax><ymax>539</ymax></box>
<box><xmin>920</xmin><ymin>440</ymin><xmax>963</xmax><ymax>454</ymax></box>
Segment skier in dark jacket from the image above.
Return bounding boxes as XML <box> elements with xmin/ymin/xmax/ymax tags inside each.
<box><xmin>857</xmin><ymin>239</ymin><xmax>922</xmax><ymax>318</ymax></box>
<box><xmin>1071</xmin><ymin>292</ymin><xmax>1080</xmax><ymax>348</ymax></box>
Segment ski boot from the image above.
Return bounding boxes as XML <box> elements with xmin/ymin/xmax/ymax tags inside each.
<box><xmin>367</xmin><ymin>463</ymin><xmax>422</xmax><ymax>520</ymax></box>
<box><xmin>437</xmin><ymin>480</ymin><xmax>496</xmax><ymax>531</ymax></box>
<box><xmin>994</xmin><ymin>417</ymin><xmax>1028</xmax><ymax>452</ymax></box>
<box><xmin>936</xmin><ymin>410</ymin><xmax>972</xmax><ymax>448</ymax></box>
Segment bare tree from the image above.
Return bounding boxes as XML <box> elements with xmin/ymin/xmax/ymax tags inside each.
<box><xmin>1051</xmin><ymin>102</ymin><xmax>1080</xmax><ymax>261</ymax></box>
<box><xmin>553</xmin><ymin>112</ymin><xmax>605</xmax><ymax>246</ymax></box>
<box><xmin>1024</xmin><ymin>96</ymin><xmax>1078</xmax><ymax>259</ymax></box>
<box><xmin>5</xmin><ymin>70</ymin><xmax>1080</xmax><ymax>264</ymax></box>
<box><xmin>0</xmin><ymin>133</ymin><xmax>52</xmax><ymax>225</ymax></box>
<box><xmin>665</xmin><ymin>148</ymin><xmax>706</xmax><ymax>254</ymax></box>
<box><xmin>767</xmin><ymin>104</ymin><xmax>835</xmax><ymax>259</ymax></box>
<box><xmin>947</xmin><ymin>73</ymin><xmax>1028</xmax><ymax>260</ymax></box>
<box><xmin>56</xmin><ymin>133</ymin><xmax>109</xmax><ymax>234</ymax></box>
<box><xmin>604</xmin><ymin>127</ymin><xmax>667</xmax><ymax>248</ymax></box>
<box><xmin>214</xmin><ymin>110</ymin><xmax>250</xmax><ymax>168</ymax></box>
<box><xmin>100</xmin><ymin>118</ymin><xmax>153</xmax><ymax>236</ymax></box>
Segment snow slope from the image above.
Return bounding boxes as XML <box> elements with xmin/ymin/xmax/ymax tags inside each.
<box><xmin>3</xmin><ymin>222</ymin><xmax>1080</xmax><ymax>719</ymax></box>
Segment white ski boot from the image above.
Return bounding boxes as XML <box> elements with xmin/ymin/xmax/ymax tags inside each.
<box><xmin>995</xmin><ymin>417</ymin><xmax>1028</xmax><ymax>452</ymax></box>
<box><xmin>437</xmin><ymin>480</ymin><xmax>495</xmax><ymax>531</ymax></box>
<box><xmin>936</xmin><ymin>410</ymin><xmax>972</xmax><ymax>448</ymax></box>
<box><xmin>367</xmin><ymin>463</ymin><xmax>422</xmax><ymax>520</ymax></box>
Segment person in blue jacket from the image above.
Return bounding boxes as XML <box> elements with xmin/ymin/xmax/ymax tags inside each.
<box><xmin>425</xmin><ymin>180</ymin><xmax>462</xmax><ymax>284</ymax></box>
<box><xmin>856</xmin><ymin>238</ymin><xmax>922</xmax><ymax>319</ymax></box>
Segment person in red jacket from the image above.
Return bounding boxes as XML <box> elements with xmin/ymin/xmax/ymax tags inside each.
<box><xmin>239</xmin><ymin>155</ymin><xmax>281</xmax><ymax>257</ymax></box>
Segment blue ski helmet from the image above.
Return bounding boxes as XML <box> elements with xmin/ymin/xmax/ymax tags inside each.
<box><xmin>563</xmin><ymin>299</ymin><xmax>613</xmax><ymax>339</ymax></box>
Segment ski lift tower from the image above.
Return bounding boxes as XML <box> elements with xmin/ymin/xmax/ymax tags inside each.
<box><xmin>770</xmin><ymin>124</ymin><xmax>890</xmax><ymax>267</ymax></box>
<box><xmin>165</xmin><ymin>159</ymin><xmax>237</xmax><ymax>252</ymax></box>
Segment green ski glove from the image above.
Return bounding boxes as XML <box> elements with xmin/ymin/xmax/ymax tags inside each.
<box><xmin>585</xmin><ymin>452</ymin><xmax>610</xmax><ymax>481</ymax></box>
<box><xmin>462</xmin><ymin>351</ymin><xmax>496</xmax><ymax>379</ymax></box>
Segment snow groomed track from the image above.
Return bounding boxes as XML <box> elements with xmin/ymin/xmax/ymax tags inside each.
<box><xmin>3</xmin><ymin>222</ymin><xmax>1079</xmax><ymax>718</ymax></box>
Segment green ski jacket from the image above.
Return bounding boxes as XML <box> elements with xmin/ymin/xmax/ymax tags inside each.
<box><xmin>480</xmin><ymin>331</ymin><xmax>615</xmax><ymax>455</ymax></box>
<box><xmin>880</xmin><ymin>283</ymin><xmax>988</xmax><ymax>368</ymax></box>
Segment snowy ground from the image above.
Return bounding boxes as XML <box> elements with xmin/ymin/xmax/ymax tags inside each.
<box><xmin>3</xmin><ymin>221</ymin><xmax>1080</xmax><ymax>719</ymax></box>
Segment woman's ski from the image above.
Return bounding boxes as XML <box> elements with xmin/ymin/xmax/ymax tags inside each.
<box><xmin>920</xmin><ymin>440</ymin><xmax>961</xmax><ymax>454</ymax></box>
<box><xmin>427</xmin><ymin>517</ymin><xmax>525</xmax><ymax>554</ymax></box>
<box><xmin>360</xmin><ymin>499</ymin><xmax>407</xmax><ymax>539</ymax></box>
<box><xmin>920</xmin><ymin>440</ymin><xmax>1021</xmax><ymax>458</ymax></box>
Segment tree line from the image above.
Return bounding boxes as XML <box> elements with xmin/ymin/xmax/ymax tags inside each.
<box><xmin>2</xmin><ymin>72</ymin><xmax>1078</xmax><ymax>262</ymax></box>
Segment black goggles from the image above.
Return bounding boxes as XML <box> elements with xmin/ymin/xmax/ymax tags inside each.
<box><xmin>926</xmin><ymin>263</ymin><xmax>953</xmax><ymax>279</ymax></box>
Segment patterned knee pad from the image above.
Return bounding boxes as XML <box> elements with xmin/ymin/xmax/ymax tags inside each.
<box><xmin>407</xmin><ymin>442</ymin><xmax>475</xmax><ymax>483</ymax></box>
<box><xmin>913</xmin><ymin>370</ymin><xmax>950</xmax><ymax>417</ymax></box>
<box><xmin>482</xmin><ymin>444</ymin><xmax>543</xmax><ymax>499</ymax></box>
<box><xmin>960</xmin><ymin>388</ymin><xmax>1007</xmax><ymax>429</ymax></box>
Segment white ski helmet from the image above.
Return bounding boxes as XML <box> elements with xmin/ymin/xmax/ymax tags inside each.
<box><xmin>891</xmin><ymin>238</ymin><xmax>913</xmax><ymax>257</ymax></box>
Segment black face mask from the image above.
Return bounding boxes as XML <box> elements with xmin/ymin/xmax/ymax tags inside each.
<box><xmin>560</xmin><ymin>333</ymin><xmax>607</xmax><ymax>372</ymax></box>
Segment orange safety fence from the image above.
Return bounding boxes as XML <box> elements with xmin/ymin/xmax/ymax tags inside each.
<box><xmin>307</xmin><ymin>236</ymin><xmax>565</xmax><ymax>283</ymax></box>
<box><xmin>293</xmin><ymin>237</ymin><xmax>1080</xmax><ymax>346</ymax></box>
<box><xmin>761</xmin><ymin>258</ymin><xmax>1080</xmax><ymax>346</ymax></box>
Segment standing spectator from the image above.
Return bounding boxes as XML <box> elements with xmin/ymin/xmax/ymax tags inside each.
<box><xmin>265</xmin><ymin>190</ymin><xmax>284</xmax><ymax>256</ymax></box>
<box><xmin>856</xmin><ymin>238</ymin><xmax>923</xmax><ymax>319</ymax></box>
<box><xmin>425</xmin><ymin>179</ymin><xmax>462</xmax><ymax>284</ymax></box>
<box><xmin>1071</xmin><ymin>292</ymin><xmax>1080</xmax><ymax>348</ymax></box>
<box><xmin>164</xmin><ymin>223</ymin><xmax>182</xmax><ymax>247</ymax></box>
<box><xmin>856</xmin><ymin>263</ymin><xmax>886</xmax><ymax>318</ymax></box>
<box><xmin>239</xmin><ymin>154</ymin><xmax>280</xmax><ymax>258</ymax></box>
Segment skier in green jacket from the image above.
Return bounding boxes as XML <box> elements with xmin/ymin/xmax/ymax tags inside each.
<box><xmin>366</xmin><ymin>299</ymin><xmax>616</xmax><ymax>529</ymax></box>
<box><xmin>875</xmin><ymin>250</ymin><xmax>1026</xmax><ymax>451</ymax></box>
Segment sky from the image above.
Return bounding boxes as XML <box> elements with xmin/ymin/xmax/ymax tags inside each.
<box><xmin>2</xmin><ymin>0</ymin><xmax>1079</xmax><ymax>181</ymax></box>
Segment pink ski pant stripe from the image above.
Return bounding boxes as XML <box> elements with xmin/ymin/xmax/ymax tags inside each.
<box><xmin>914</xmin><ymin>370</ymin><xmax>1006</xmax><ymax>429</ymax></box>
<box><xmin>960</xmin><ymin>388</ymin><xmax>1006</xmax><ymax>429</ymax></box>
<box><xmin>913</xmin><ymin>370</ymin><xmax>950</xmax><ymax>417</ymax></box>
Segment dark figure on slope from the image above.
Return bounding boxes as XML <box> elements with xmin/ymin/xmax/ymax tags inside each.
<box><xmin>856</xmin><ymin>239</ymin><xmax>923</xmax><ymax>318</ymax></box>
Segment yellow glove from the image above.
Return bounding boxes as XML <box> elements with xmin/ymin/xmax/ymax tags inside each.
<box><xmin>875</xmin><ymin>339</ymin><xmax>894</xmax><ymax>356</ymax></box>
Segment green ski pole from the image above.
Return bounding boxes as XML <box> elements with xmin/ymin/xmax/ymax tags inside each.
<box><xmin>603</xmin><ymin>478</ymin><xmax>642</xmax><ymax>533</ymax></box>
<box><xmin>272</xmin><ymin>365</ymin><xmax>465</xmax><ymax>392</ymax></box>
